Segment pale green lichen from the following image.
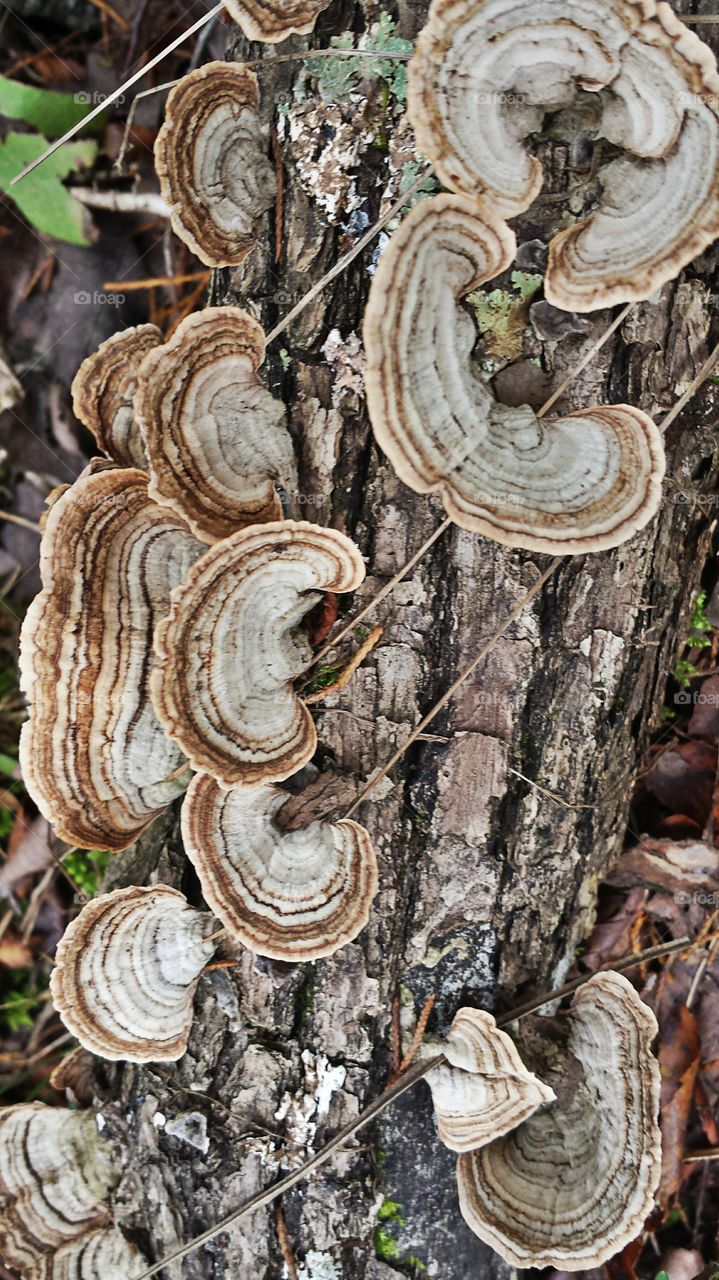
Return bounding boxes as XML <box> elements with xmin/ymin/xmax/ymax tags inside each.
<box><xmin>467</xmin><ymin>270</ymin><xmax>543</xmax><ymax>364</ymax></box>
<box><xmin>304</xmin><ymin>13</ymin><xmax>413</xmax><ymax>105</ymax></box>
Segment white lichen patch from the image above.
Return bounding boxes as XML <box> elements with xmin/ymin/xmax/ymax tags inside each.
<box><xmin>274</xmin><ymin>1051</ymin><xmax>347</xmax><ymax>1163</ymax></box>
<box><xmin>294</xmin><ymin>1250</ymin><xmax>342</xmax><ymax>1280</ymax></box>
<box><xmin>286</xmin><ymin>101</ymin><xmax>374</xmax><ymax>223</ymax></box>
<box><xmin>322</xmin><ymin>329</ymin><xmax>366</xmax><ymax>403</ymax></box>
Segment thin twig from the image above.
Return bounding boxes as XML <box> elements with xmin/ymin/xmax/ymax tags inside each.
<box><xmin>312</xmin><ymin>519</ymin><xmax>451</xmax><ymax>665</ymax></box>
<box><xmin>303</xmin><ymin>625</ymin><xmax>383</xmax><ymax>703</ymax></box>
<box><xmin>343</xmin><ymin>557</ymin><xmax>561</xmax><ymax>818</ymax></box>
<box><xmin>389</xmin><ymin>993</ymin><xmax>435</xmax><ymax>1084</ymax></box>
<box><xmin>130</xmin><ymin>935</ymin><xmax>693</xmax><ymax>1280</ymax></box>
<box><xmin>0</xmin><ymin>511</ymin><xmax>40</xmax><ymax>533</ymax></box>
<box><xmin>9</xmin><ymin>4</ymin><xmax>224</xmax><ymax>187</ymax></box>
<box><xmin>659</xmin><ymin>335</ymin><xmax>719</xmax><ymax>435</ymax></box>
<box><xmin>537</xmin><ymin>303</ymin><xmax>634</xmax><ymax>417</ymax></box>
<box><xmin>103</xmin><ymin>271</ymin><xmax>209</xmax><ymax>292</ymax></box>
<box><xmin>264</xmin><ymin>165</ymin><xmax>434</xmax><ymax>345</ymax></box>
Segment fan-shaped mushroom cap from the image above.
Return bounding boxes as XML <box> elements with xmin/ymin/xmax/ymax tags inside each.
<box><xmin>408</xmin><ymin>0</ymin><xmax>719</xmax><ymax>309</ymax></box>
<box><xmin>224</xmin><ymin>0</ymin><xmax>330</xmax><ymax>42</ymax></box>
<box><xmin>50</xmin><ymin>885</ymin><xmax>217</xmax><ymax>1062</ymax></box>
<box><xmin>135</xmin><ymin>307</ymin><xmax>296</xmax><ymax>543</ymax></box>
<box><xmin>152</xmin><ymin>520</ymin><xmax>366</xmax><ymax>788</ymax></box>
<box><xmin>155</xmin><ymin>61</ymin><xmax>276</xmax><ymax>268</ymax></box>
<box><xmin>19</xmin><ymin>468</ymin><xmax>203</xmax><ymax>851</ymax></box>
<box><xmin>181</xmin><ymin>772</ymin><xmax>378</xmax><ymax>960</ymax></box>
<box><xmin>53</xmin><ymin>1227</ymin><xmax>143</xmax><ymax>1280</ymax></box>
<box><xmin>457</xmin><ymin>972</ymin><xmax>661</xmax><ymax>1269</ymax></box>
<box><xmin>364</xmin><ymin>194</ymin><xmax>665</xmax><ymax>554</ymax></box>
<box><xmin>71</xmin><ymin>325</ymin><xmax>163</xmax><ymax>468</ymax></box>
<box><xmin>425</xmin><ymin>1008</ymin><xmax>556</xmax><ymax>1153</ymax></box>
<box><xmin>0</xmin><ymin>1103</ymin><xmax>115</xmax><ymax>1273</ymax></box>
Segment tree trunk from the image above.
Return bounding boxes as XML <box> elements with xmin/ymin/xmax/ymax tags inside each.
<box><xmin>91</xmin><ymin>3</ymin><xmax>719</xmax><ymax>1277</ymax></box>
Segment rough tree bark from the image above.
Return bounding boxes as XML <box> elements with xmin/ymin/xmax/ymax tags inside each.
<box><xmin>87</xmin><ymin>2</ymin><xmax>719</xmax><ymax>1277</ymax></box>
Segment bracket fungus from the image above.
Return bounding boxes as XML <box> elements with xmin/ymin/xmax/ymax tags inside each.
<box><xmin>155</xmin><ymin>61</ymin><xmax>276</xmax><ymax>267</ymax></box>
<box><xmin>364</xmin><ymin>194</ymin><xmax>665</xmax><ymax>553</ymax></box>
<box><xmin>53</xmin><ymin>1227</ymin><xmax>143</xmax><ymax>1279</ymax></box>
<box><xmin>408</xmin><ymin>0</ymin><xmax>719</xmax><ymax>310</ymax></box>
<box><xmin>50</xmin><ymin>885</ymin><xmax>217</xmax><ymax>1062</ymax></box>
<box><xmin>223</xmin><ymin>0</ymin><xmax>330</xmax><ymax>42</ymax></box>
<box><xmin>152</xmin><ymin>520</ymin><xmax>366</xmax><ymax>788</ymax></box>
<box><xmin>425</xmin><ymin>1008</ymin><xmax>556</xmax><ymax>1152</ymax></box>
<box><xmin>71</xmin><ymin>325</ymin><xmax>163</xmax><ymax>469</ymax></box>
<box><xmin>0</xmin><ymin>1103</ymin><xmax>116</xmax><ymax>1273</ymax></box>
<box><xmin>181</xmin><ymin>772</ymin><xmax>378</xmax><ymax>960</ymax></box>
<box><xmin>456</xmin><ymin>972</ymin><xmax>661</xmax><ymax>1269</ymax></box>
<box><xmin>135</xmin><ymin>307</ymin><xmax>296</xmax><ymax>543</ymax></box>
<box><xmin>19</xmin><ymin>467</ymin><xmax>203</xmax><ymax>851</ymax></box>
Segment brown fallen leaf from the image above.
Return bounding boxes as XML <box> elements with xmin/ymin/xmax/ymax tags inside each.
<box><xmin>658</xmin><ymin>1005</ymin><xmax>700</xmax><ymax>1208</ymax></box>
<box><xmin>306</xmin><ymin>591</ymin><xmax>339</xmax><ymax>647</ymax></box>
<box><xmin>645</xmin><ymin>741</ymin><xmax>717</xmax><ymax>828</ymax></box>
<box><xmin>0</xmin><ymin>815</ymin><xmax>54</xmax><ymax>894</ymax></box>
<box><xmin>0</xmin><ymin>931</ymin><xmax>33</xmax><ymax>968</ymax></box>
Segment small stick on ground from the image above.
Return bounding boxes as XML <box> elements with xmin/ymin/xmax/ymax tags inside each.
<box><xmin>304</xmin><ymin>626</ymin><xmax>383</xmax><ymax>704</ymax></box>
<box><xmin>389</xmin><ymin>993</ymin><xmax>435</xmax><ymax>1085</ymax></box>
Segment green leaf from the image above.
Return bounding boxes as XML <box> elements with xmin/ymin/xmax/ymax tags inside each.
<box><xmin>0</xmin><ymin>132</ymin><xmax>97</xmax><ymax>245</ymax></box>
<box><xmin>0</xmin><ymin>752</ymin><xmax>18</xmax><ymax>777</ymax></box>
<box><xmin>0</xmin><ymin>75</ymin><xmax>101</xmax><ymax>138</ymax></box>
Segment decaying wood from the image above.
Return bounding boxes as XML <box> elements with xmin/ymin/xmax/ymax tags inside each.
<box><xmin>80</xmin><ymin>2</ymin><xmax>719</xmax><ymax>1277</ymax></box>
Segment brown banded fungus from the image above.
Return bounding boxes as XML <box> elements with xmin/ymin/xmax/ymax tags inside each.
<box><xmin>0</xmin><ymin>1103</ymin><xmax>119</xmax><ymax>1274</ymax></box>
<box><xmin>52</xmin><ymin>1227</ymin><xmax>144</xmax><ymax>1279</ymax></box>
<box><xmin>71</xmin><ymin>325</ymin><xmax>163</xmax><ymax>468</ymax></box>
<box><xmin>19</xmin><ymin>468</ymin><xmax>203</xmax><ymax>850</ymax></box>
<box><xmin>425</xmin><ymin>1008</ymin><xmax>556</xmax><ymax>1152</ymax></box>
<box><xmin>457</xmin><ymin>972</ymin><xmax>661</xmax><ymax>1269</ymax></box>
<box><xmin>223</xmin><ymin>0</ymin><xmax>330</xmax><ymax>42</ymax></box>
<box><xmin>152</xmin><ymin>520</ymin><xmax>366</xmax><ymax>787</ymax></box>
<box><xmin>364</xmin><ymin>194</ymin><xmax>665</xmax><ymax>554</ymax></box>
<box><xmin>408</xmin><ymin>0</ymin><xmax>719</xmax><ymax>310</ymax></box>
<box><xmin>155</xmin><ymin>61</ymin><xmax>276</xmax><ymax>267</ymax></box>
<box><xmin>135</xmin><ymin>307</ymin><xmax>296</xmax><ymax>543</ymax></box>
<box><xmin>181</xmin><ymin>772</ymin><xmax>379</xmax><ymax>960</ymax></box>
<box><xmin>50</xmin><ymin>885</ymin><xmax>217</xmax><ymax>1062</ymax></box>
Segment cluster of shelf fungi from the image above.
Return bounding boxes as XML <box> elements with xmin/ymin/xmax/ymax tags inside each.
<box><xmin>3</xmin><ymin>0</ymin><xmax>719</xmax><ymax>1274</ymax></box>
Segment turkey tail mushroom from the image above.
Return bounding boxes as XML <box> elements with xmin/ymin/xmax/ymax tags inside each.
<box><xmin>155</xmin><ymin>61</ymin><xmax>276</xmax><ymax>268</ymax></box>
<box><xmin>364</xmin><ymin>194</ymin><xmax>665</xmax><ymax>553</ymax></box>
<box><xmin>135</xmin><ymin>307</ymin><xmax>296</xmax><ymax>543</ymax></box>
<box><xmin>50</xmin><ymin>885</ymin><xmax>217</xmax><ymax>1062</ymax></box>
<box><xmin>0</xmin><ymin>1103</ymin><xmax>144</xmax><ymax>1277</ymax></box>
<box><xmin>18</xmin><ymin>468</ymin><xmax>204</xmax><ymax>850</ymax></box>
<box><xmin>223</xmin><ymin>0</ymin><xmax>330</xmax><ymax>42</ymax></box>
<box><xmin>181</xmin><ymin>773</ymin><xmax>379</xmax><ymax>960</ymax></box>
<box><xmin>407</xmin><ymin>0</ymin><xmax>719</xmax><ymax>309</ymax></box>
<box><xmin>456</xmin><ymin>972</ymin><xmax>661</xmax><ymax>1269</ymax></box>
<box><xmin>425</xmin><ymin>1008</ymin><xmax>556</xmax><ymax>1152</ymax></box>
<box><xmin>151</xmin><ymin>520</ymin><xmax>366</xmax><ymax>788</ymax></box>
<box><xmin>71</xmin><ymin>325</ymin><xmax>163</xmax><ymax>469</ymax></box>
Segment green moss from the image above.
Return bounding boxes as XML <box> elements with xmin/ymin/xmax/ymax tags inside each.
<box><xmin>375</xmin><ymin>1228</ymin><xmax>402</xmax><ymax>1262</ymax></box>
<box><xmin>305</xmin><ymin>664</ymin><xmax>342</xmax><ymax>693</ymax></box>
<box><xmin>62</xmin><ymin>848</ymin><xmax>111</xmax><ymax>898</ymax></box>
